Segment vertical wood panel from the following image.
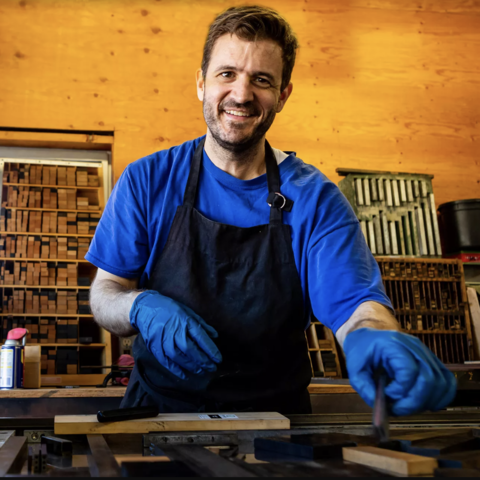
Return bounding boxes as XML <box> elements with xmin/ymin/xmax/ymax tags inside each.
<box><xmin>0</xmin><ymin>0</ymin><xmax>478</xmax><ymax>206</ymax></box>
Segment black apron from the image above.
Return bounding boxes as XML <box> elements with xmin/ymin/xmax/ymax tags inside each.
<box><xmin>121</xmin><ymin>138</ymin><xmax>312</xmax><ymax>414</ymax></box>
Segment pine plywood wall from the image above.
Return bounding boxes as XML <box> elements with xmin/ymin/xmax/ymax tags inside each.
<box><xmin>0</xmin><ymin>0</ymin><xmax>479</xmax><ymax>206</ymax></box>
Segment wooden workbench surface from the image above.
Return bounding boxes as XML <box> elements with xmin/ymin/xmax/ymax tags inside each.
<box><xmin>0</xmin><ymin>383</ymin><xmax>356</xmax><ymax>398</ymax></box>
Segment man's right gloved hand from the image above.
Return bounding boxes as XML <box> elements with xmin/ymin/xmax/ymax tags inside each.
<box><xmin>129</xmin><ymin>291</ymin><xmax>222</xmax><ymax>380</ymax></box>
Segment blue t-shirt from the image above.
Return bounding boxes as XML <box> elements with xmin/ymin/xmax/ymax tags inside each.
<box><xmin>86</xmin><ymin>136</ymin><xmax>392</xmax><ymax>333</ymax></box>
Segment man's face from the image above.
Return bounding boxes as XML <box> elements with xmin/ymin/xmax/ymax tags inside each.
<box><xmin>196</xmin><ymin>34</ymin><xmax>292</xmax><ymax>153</ymax></box>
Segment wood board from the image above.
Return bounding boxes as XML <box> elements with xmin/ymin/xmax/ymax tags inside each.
<box><xmin>343</xmin><ymin>446</ymin><xmax>438</xmax><ymax>476</ymax></box>
<box><xmin>1</xmin><ymin>2</ymin><xmax>480</xmax><ymax>209</ymax></box>
<box><xmin>54</xmin><ymin>412</ymin><xmax>290</xmax><ymax>435</ymax></box>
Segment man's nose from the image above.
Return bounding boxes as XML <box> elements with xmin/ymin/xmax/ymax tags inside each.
<box><xmin>230</xmin><ymin>76</ymin><xmax>254</xmax><ymax>104</ymax></box>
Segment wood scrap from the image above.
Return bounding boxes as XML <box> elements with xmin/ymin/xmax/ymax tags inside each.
<box><xmin>343</xmin><ymin>446</ymin><xmax>438</xmax><ymax>476</ymax></box>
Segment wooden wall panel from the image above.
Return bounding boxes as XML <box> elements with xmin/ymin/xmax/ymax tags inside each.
<box><xmin>0</xmin><ymin>0</ymin><xmax>478</xmax><ymax>207</ymax></box>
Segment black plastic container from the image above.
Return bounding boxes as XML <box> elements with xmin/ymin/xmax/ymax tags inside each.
<box><xmin>438</xmin><ymin>199</ymin><xmax>480</xmax><ymax>254</ymax></box>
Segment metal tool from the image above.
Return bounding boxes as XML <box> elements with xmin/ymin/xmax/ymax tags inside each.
<box><xmin>372</xmin><ymin>368</ymin><xmax>389</xmax><ymax>443</ymax></box>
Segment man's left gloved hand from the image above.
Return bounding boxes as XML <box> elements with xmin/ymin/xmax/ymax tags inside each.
<box><xmin>343</xmin><ymin>328</ymin><xmax>457</xmax><ymax>416</ymax></box>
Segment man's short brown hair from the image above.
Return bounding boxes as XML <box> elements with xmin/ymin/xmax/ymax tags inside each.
<box><xmin>201</xmin><ymin>5</ymin><xmax>299</xmax><ymax>92</ymax></box>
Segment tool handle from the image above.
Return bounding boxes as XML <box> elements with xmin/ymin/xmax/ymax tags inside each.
<box><xmin>97</xmin><ymin>405</ymin><xmax>159</xmax><ymax>423</ymax></box>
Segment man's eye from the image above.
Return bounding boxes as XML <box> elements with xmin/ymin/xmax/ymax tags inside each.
<box><xmin>255</xmin><ymin>77</ymin><xmax>271</xmax><ymax>86</ymax></box>
<box><xmin>221</xmin><ymin>72</ymin><xmax>233</xmax><ymax>78</ymax></box>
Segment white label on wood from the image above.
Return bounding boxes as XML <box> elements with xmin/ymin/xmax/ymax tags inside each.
<box><xmin>198</xmin><ymin>414</ymin><xmax>238</xmax><ymax>420</ymax></box>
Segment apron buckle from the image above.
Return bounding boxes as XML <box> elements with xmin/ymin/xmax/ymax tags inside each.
<box><xmin>267</xmin><ymin>192</ymin><xmax>293</xmax><ymax>212</ymax></box>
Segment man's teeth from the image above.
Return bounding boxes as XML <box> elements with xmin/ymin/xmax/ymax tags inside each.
<box><xmin>225</xmin><ymin>110</ymin><xmax>250</xmax><ymax>117</ymax></box>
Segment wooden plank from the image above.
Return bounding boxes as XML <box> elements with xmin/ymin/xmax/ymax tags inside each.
<box><xmin>87</xmin><ymin>434</ymin><xmax>121</xmax><ymax>477</ymax></box>
<box><xmin>342</xmin><ymin>446</ymin><xmax>438</xmax><ymax>476</ymax></box>
<box><xmin>0</xmin><ymin>436</ymin><xmax>28</xmax><ymax>476</ymax></box>
<box><xmin>55</xmin><ymin>412</ymin><xmax>290</xmax><ymax>435</ymax></box>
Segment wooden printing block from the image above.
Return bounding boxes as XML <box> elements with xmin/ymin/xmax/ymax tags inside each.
<box><xmin>435</xmin><ymin>468</ymin><xmax>480</xmax><ymax>477</ymax></box>
<box><xmin>254</xmin><ymin>433</ymin><xmax>357</xmax><ymax>460</ymax></box>
<box><xmin>66</xmin><ymin>364</ymin><xmax>77</xmax><ymax>374</ymax></box>
<box><xmin>400</xmin><ymin>432</ymin><xmax>480</xmax><ymax>458</ymax></box>
<box><xmin>437</xmin><ymin>450</ymin><xmax>480</xmax><ymax>470</ymax></box>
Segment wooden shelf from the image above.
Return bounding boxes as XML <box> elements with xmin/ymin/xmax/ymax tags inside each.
<box><xmin>406</xmin><ymin>329</ymin><xmax>467</xmax><ymax>334</ymax></box>
<box><xmin>0</xmin><ymin>314</ymin><xmax>93</xmax><ymax>317</ymax></box>
<box><xmin>395</xmin><ymin>309</ymin><xmax>464</xmax><ymax>315</ymax></box>
<box><xmin>1</xmin><ymin>343</ymin><xmax>105</xmax><ymax>347</ymax></box>
<box><xmin>4</xmin><ymin>182</ymin><xmax>100</xmax><ymax>190</ymax></box>
<box><xmin>0</xmin><ymin>285</ymin><xmax>90</xmax><ymax>289</ymax></box>
<box><xmin>2</xmin><ymin>152</ymin><xmax>111</xmax><ymax>383</ymax></box>
<box><xmin>41</xmin><ymin>374</ymin><xmax>107</xmax><ymax>387</ymax></box>
<box><xmin>383</xmin><ymin>277</ymin><xmax>461</xmax><ymax>282</ymax></box>
<box><xmin>4</xmin><ymin>206</ymin><xmax>100</xmax><ymax>213</ymax></box>
<box><xmin>0</xmin><ymin>232</ymin><xmax>94</xmax><ymax>238</ymax></box>
<box><xmin>308</xmin><ymin>348</ymin><xmax>334</xmax><ymax>352</ymax></box>
<box><xmin>0</xmin><ymin>257</ymin><xmax>89</xmax><ymax>263</ymax></box>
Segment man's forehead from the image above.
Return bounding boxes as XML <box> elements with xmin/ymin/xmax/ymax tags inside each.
<box><xmin>209</xmin><ymin>34</ymin><xmax>283</xmax><ymax>74</ymax></box>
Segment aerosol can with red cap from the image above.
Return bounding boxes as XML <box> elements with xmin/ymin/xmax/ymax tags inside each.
<box><xmin>0</xmin><ymin>328</ymin><xmax>28</xmax><ymax>389</ymax></box>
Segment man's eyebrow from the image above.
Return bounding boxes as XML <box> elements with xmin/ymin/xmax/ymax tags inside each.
<box><xmin>214</xmin><ymin>65</ymin><xmax>277</xmax><ymax>82</ymax></box>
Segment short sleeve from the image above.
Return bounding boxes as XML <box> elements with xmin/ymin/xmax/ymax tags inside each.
<box><xmin>85</xmin><ymin>165</ymin><xmax>148</xmax><ymax>279</ymax></box>
<box><xmin>308</xmin><ymin>221</ymin><xmax>393</xmax><ymax>334</ymax></box>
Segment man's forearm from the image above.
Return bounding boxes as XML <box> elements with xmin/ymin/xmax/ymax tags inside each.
<box><xmin>335</xmin><ymin>301</ymin><xmax>399</xmax><ymax>348</ymax></box>
<box><xmin>90</xmin><ymin>278</ymin><xmax>143</xmax><ymax>337</ymax></box>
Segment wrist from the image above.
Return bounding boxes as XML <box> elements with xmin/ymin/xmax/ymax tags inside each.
<box><xmin>129</xmin><ymin>290</ymin><xmax>162</xmax><ymax>329</ymax></box>
<box><xmin>336</xmin><ymin>301</ymin><xmax>399</xmax><ymax>348</ymax></box>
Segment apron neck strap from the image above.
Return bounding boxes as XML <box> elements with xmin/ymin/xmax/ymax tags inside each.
<box><xmin>183</xmin><ymin>138</ymin><xmax>205</xmax><ymax>209</ymax></box>
<box><xmin>264</xmin><ymin>140</ymin><xmax>283</xmax><ymax>224</ymax></box>
<box><xmin>183</xmin><ymin>137</ymin><xmax>283</xmax><ymax>224</ymax></box>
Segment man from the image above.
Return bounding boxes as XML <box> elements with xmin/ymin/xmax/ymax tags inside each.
<box><xmin>87</xmin><ymin>6</ymin><xmax>455</xmax><ymax>414</ymax></box>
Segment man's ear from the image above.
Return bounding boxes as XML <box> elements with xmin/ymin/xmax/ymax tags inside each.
<box><xmin>196</xmin><ymin>68</ymin><xmax>205</xmax><ymax>101</ymax></box>
<box><xmin>276</xmin><ymin>82</ymin><xmax>293</xmax><ymax>113</ymax></box>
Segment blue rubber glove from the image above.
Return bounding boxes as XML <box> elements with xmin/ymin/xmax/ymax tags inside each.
<box><xmin>344</xmin><ymin>328</ymin><xmax>457</xmax><ymax>416</ymax></box>
<box><xmin>130</xmin><ymin>291</ymin><xmax>222</xmax><ymax>380</ymax></box>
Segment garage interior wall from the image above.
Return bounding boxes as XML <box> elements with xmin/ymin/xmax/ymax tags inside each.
<box><xmin>0</xmin><ymin>0</ymin><xmax>478</xmax><ymax>207</ymax></box>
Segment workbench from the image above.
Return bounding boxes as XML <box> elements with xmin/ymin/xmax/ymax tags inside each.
<box><xmin>1</xmin><ymin>377</ymin><xmax>479</xmax><ymax>476</ymax></box>
<box><xmin>2</xmin><ymin>411</ymin><xmax>480</xmax><ymax>477</ymax></box>
<box><xmin>0</xmin><ymin>380</ymin><xmax>368</xmax><ymax>418</ymax></box>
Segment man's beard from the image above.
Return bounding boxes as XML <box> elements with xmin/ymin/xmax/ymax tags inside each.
<box><xmin>203</xmin><ymin>95</ymin><xmax>277</xmax><ymax>154</ymax></box>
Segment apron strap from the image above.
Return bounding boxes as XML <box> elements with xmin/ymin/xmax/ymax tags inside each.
<box><xmin>183</xmin><ymin>137</ymin><xmax>205</xmax><ymax>208</ymax></box>
<box><xmin>183</xmin><ymin>137</ymin><xmax>286</xmax><ymax>225</ymax></box>
<box><xmin>265</xmin><ymin>141</ymin><xmax>283</xmax><ymax>225</ymax></box>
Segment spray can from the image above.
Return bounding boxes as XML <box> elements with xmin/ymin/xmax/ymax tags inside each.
<box><xmin>0</xmin><ymin>328</ymin><xmax>28</xmax><ymax>389</ymax></box>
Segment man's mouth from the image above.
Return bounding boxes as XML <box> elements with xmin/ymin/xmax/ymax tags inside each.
<box><xmin>223</xmin><ymin>110</ymin><xmax>254</xmax><ymax>118</ymax></box>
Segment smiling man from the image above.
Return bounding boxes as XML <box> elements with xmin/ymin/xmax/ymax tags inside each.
<box><xmin>87</xmin><ymin>6</ymin><xmax>456</xmax><ymax>414</ymax></box>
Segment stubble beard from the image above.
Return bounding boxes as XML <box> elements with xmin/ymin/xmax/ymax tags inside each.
<box><xmin>203</xmin><ymin>93</ymin><xmax>277</xmax><ymax>155</ymax></box>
